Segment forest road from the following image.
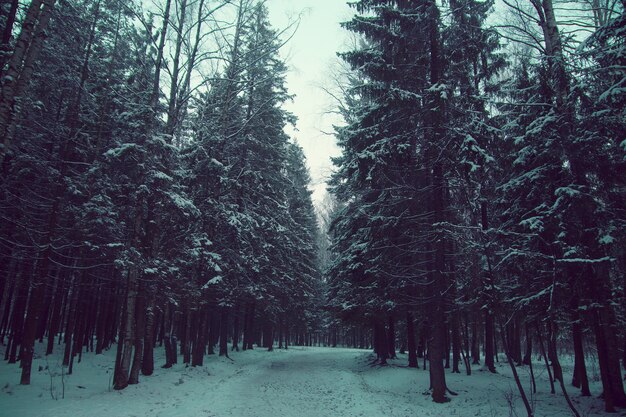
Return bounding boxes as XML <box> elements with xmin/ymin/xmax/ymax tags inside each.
<box><xmin>213</xmin><ymin>347</ymin><xmax>389</xmax><ymax>417</ymax></box>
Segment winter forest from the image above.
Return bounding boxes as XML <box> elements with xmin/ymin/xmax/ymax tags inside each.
<box><xmin>0</xmin><ymin>0</ymin><xmax>624</xmax><ymax>416</ymax></box>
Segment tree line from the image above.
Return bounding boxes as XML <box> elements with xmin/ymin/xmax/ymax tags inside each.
<box><xmin>0</xmin><ymin>0</ymin><xmax>323</xmax><ymax>390</ymax></box>
<box><xmin>325</xmin><ymin>0</ymin><xmax>625</xmax><ymax>414</ymax></box>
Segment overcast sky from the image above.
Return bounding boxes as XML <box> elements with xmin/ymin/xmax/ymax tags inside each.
<box><xmin>266</xmin><ymin>0</ymin><xmax>354</xmax><ymax>204</ymax></box>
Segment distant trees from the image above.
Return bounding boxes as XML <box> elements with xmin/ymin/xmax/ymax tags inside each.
<box><xmin>0</xmin><ymin>0</ymin><xmax>321</xmax><ymax>389</ymax></box>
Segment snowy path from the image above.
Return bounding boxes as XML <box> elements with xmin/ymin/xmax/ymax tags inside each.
<box><xmin>0</xmin><ymin>346</ymin><xmax>610</xmax><ymax>417</ymax></box>
<box><xmin>210</xmin><ymin>349</ymin><xmax>384</xmax><ymax>416</ymax></box>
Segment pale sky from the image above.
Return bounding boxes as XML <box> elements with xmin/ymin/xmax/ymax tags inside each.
<box><xmin>266</xmin><ymin>0</ymin><xmax>354</xmax><ymax>204</ymax></box>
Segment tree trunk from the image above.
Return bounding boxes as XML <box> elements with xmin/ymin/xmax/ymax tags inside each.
<box><xmin>0</xmin><ymin>260</ymin><xmax>17</xmax><ymax>344</ymax></box>
<box><xmin>163</xmin><ymin>303</ymin><xmax>175</xmax><ymax>368</ymax></box>
<box><xmin>141</xmin><ymin>294</ymin><xmax>155</xmax><ymax>375</ymax></box>
<box><xmin>547</xmin><ymin>322</ymin><xmax>581</xmax><ymax>417</ymax></box>
<box><xmin>429</xmin><ymin>317</ymin><xmax>448</xmax><ymax>403</ymax></box>
<box><xmin>6</xmin><ymin>271</ymin><xmax>29</xmax><ymax>364</ymax></box>
<box><xmin>284</xmin><ymin>322</ymin><xmax>289</xmax><ymax>350</ymax></box>
<box><xmin>264</xmin><ymin>319</ymin><xmax>274</xmax><ymax>352</ymax></box>
<box><xmin>374</xmin><ymin>316</ymin><xmax>388</xmax><ymax>364</ymax></box>
<box><xmin>207</xmin><ymin>311</ymin><xmax>217</xmax><ymax>355</ymax></box>
<box><xmin>219</xmin><ymin>307</ymin><xmax>229</xmax><ymax>356</ymax></box>
<box><xmin>424</xmin><ymin>0</ymin><xmax>448</xmax><ymax>402</ymax></box>
<box><xmin>387</xmin><ymin>314</ymin><xmax>396</xmax><ymax>359</ymax></box>
<box><xmin>571</xmin><ymin>312</ymin><xmax>590</xmax><ymax>396</ymax></box>
<box><xmin>62</xmin><ymin>276</ymin><xmax>79</xmax><ymax>367</ymax></box>
<box><xmin>164</xmin><ymin>0</ymin><xmax>188</xmax><ymax>138</ymax></box>
<box><xmin>192</xmin><ymin>306</ymin><xmax>207</xmax><ymax>366</ymax></box>
<box><xmin>406</xmin><ymin>311</ymin><xmax>418</xmax><ymax>368</ymax></box>
<box><xmin>245</xmin><ymin>302</ymin><xmax>255</xmax><ymax>350</ymax></box>
<box><xmin>182</xmin><ymin>304</ymin><xmax>192</xmax><ymax>364</ymax></box>
<box><xmin>113</xmin><ymin>270</ymin><xmax>137</xmax><ymax>390</ymax></box>
<box><xmin>471</xmin><ymin>314</ymin><xmax>480</xmax><ymax>364</ymax></box>
<box><xmin>522</xmin><ymin>323</ymin><xmax>532</xmax><ymax>365</ymax></box>
<box><xmin>43</xmin><ymin>271</ymin><xmax>64</xmax><ymax>355</ymax></box>
<box><xmin>128</xmin><ymin>282</ymin><xmax>146</xmax><ymax>384</ymax></box>
<box><xmin>112</xmin><ymin>281</ymin><xmax>129</xmax><ymax>389</ymax></box>
<box><xmin>500</xmin><ymin>321</ymin><xmax>534</xmax><ymax>417</ymax></box>
<box><xmin>451</xmin><ymin>312</ymin><xmax>461</xmax><ymax>373</ymax></box>
<box><xmin>510</xmin><ymin>320</ymin><xmax>522</xmax><ymax>365</ymax></box>
<box><xmin>591</xmin><ymin>305</ymin><xmax>626</xmax><ymax>411</ymax></box>
<box><xmin>232</xmin><ymin>306</ymin><xmax>240</xmax><ymax>351</ymax></box>
<box><xmin>535</xmin><ymin>321</ymin><xmax>555</xmax><ymax>394</ymax></box>
<box><xmin>20</xmin><ymin>214</ymin><xmax>57</xmax><ymax>384</ymax></box>
<box><xmin>484</xmin><ymin>310</ymin><xmax>496</xmax><ymax>373</ymax></box>
<box><xmin>147</xmin><ymin>0</ymin><xmax>171</xmax><ymax>123</ymax></box>
<box><xmin>68</xmin><ymin>271</ymin><xmax>88</xmax><ymax>374</ymax></box>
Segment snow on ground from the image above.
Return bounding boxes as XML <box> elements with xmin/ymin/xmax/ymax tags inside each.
<box><xmin>0</xmin><ymin>344</ymin><xmax>616</xmax><ymax>417</ymax></box>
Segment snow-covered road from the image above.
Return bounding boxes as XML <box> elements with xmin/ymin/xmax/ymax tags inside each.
<box><xmin>209</xmin><ymin>348</ymin><xmax>385</xmax><ymax>416</ymax></box>
<box><xmin>0</xmin><ymin>346</ymin><xmax>610</xmax><ymax>417</ymax></box>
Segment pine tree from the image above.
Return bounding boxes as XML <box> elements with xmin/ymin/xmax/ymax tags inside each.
<box><xmin>329</xmin><ymin>0</ymin><xmax>451</xmax><ymax>400</ymax></box>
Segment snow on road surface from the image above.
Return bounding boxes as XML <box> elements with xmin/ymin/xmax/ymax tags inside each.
<box><xmin>0</xmin><ymin>346</ymin><xmax>610</xmax><ymax>417</ymax></box>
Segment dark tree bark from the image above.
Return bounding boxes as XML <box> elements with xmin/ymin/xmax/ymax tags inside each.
<box><xmin>284</xmin><ymin>321</ymin><xmax>289</xmax><ymax>350</ymax></box>
<box><xmin>506</xmin><ymin>320</ymin><xmax>522</xmax><ymax>365</ymax></box>
<box><xmin>571</xmin><ymin>312</ymin><xmax>590</xmax><ymax>396</ymax></box>
<box><xmin>590</xmin><ymin>304</ymin><xmax>626</xmax><ymax>411</ymax></box>
<box><xmin>164</xmin><ymin>0</ymin><xmax>187</xmax><ymax>138</ymax></box>
<box><xmin>387</xmin><ymin>314</ymin><xmax>396</xmax><ymax>359</ymax></box>
<box><xmin>374</xmin><ymin>317</ymin><xmax>388</xmax><ymax>365</ymax></box>
<box><xmin>128</xmin><ymin>283</ymin><xmax>146</xmax><ymax>384</ymax></box>
<box><xmin>219</xmin><ymin>307</ymin><xmax>229</xmax><ymax>356</ymax></box>
<box><xmin>264</xmin><ymin>320</ymin><xmax>273</xmax><ymax>352</ymax></box>
<box><xmin>245</xmin><ymin>302</ymin><xmax>255</xmax><ymax>350</ymax></box>
<box><xmin>484</xmin><ymin>309</ymin><xmax>496</xmax><ymax>373</ymax></box>
<box><xmin>163</xmin><ymin>303</ymin><xmax>176</xmax><ymax>368</ymax></box>
<box><xmin>417</xmin><ymin>324</ymin><xmax>425</xmax><ymax>359</ymax></box>
<box><xmin>62</xmin><ymin>277</ymin><xmax>79</xmax><ymax>367</ymax></box>
<box><xmin>500</xmin><ymin>321</ymin><xmax>534</xmax><ymax>417</ymax></box>
<box><xmin>522</xmin><ymin>323</ymin><xmax>532</xmax><ymax>366</ymax></box>
<box><xmin>536</xmin><ymin>321</ymin><xmax>555</xmax><ymax>394</ymax></box>
<box><xmin>547</xmin><ymin>322</ymin><xmax>581</xmax><ymax>417</ymax></box>
<box><xmin>192</xmin><ymin>306</ymin><xmax>207</xmax><ymax>366</ymax></box>
<box><xmin>451</xmin><ymin>312</ymin><xmax>461</xmax><ymax>374</ymax></box>
<box><xmin>182</xmin><ymin>304</ymin><xmax>192</xmax><ymax>364</ymax></box>
<box><xmin>69</xmin><ymin>271</ymin><xmax>89</xmax><ymax>374</ymax></box>
<box><xmin>100</xmin><ymin>280</ymin><xmax>118</xmax><ymax>353</ymax></box>
<box><xmin>141</xmin><ymin>294</ymin><xmax>155</xmax><ymax>375</ymax></box>
<box><xmin>406</xmin><ymin>311</ymin><xmax>418</xmax><ymax>368</ymax></box>
<box><xmin>445</xmin><ymin>325</ymin><xmax>450</xmax><ymax>369</ymax></box>
<box><xmin>113</xmin><ymin>281</ymin><xmax>130</xmax><ymax>390</ymax></box>
<box><xmin>6</xmin><ymin>265</ymin><xmax>30</xmax><ymax>363</ymax></box>
<box><xmin>0</xmin><ymin>277</ymin><xmax>15</xmax><ymax>345</ymax></box>
<box><xmin>231</xmin><ymin>306</ymin><xmax>240</xmax><ymax>351</ymax></box>
<box><xmin>20</xmin><ymin>230</ymin><xmax>56</xmax><ymax>384</ymax></box>
<box><xmin>471</xmin><ymin>314</ymin><xmax>480</xmax><ymax>364</ymax></box>
<box><xmin>114</xmin><ymin>271</ymin><xmax>137</xmax><ymax>389</ymax></box>
<box><xmin>207</xmin><ymin>311</ymin><xmax>217</xmax><ymax>355</ymax></box>
<box><xmin>425</xmin><ymin>0</ymin><xmax>448</xmax><ymax>403</ymax></box>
